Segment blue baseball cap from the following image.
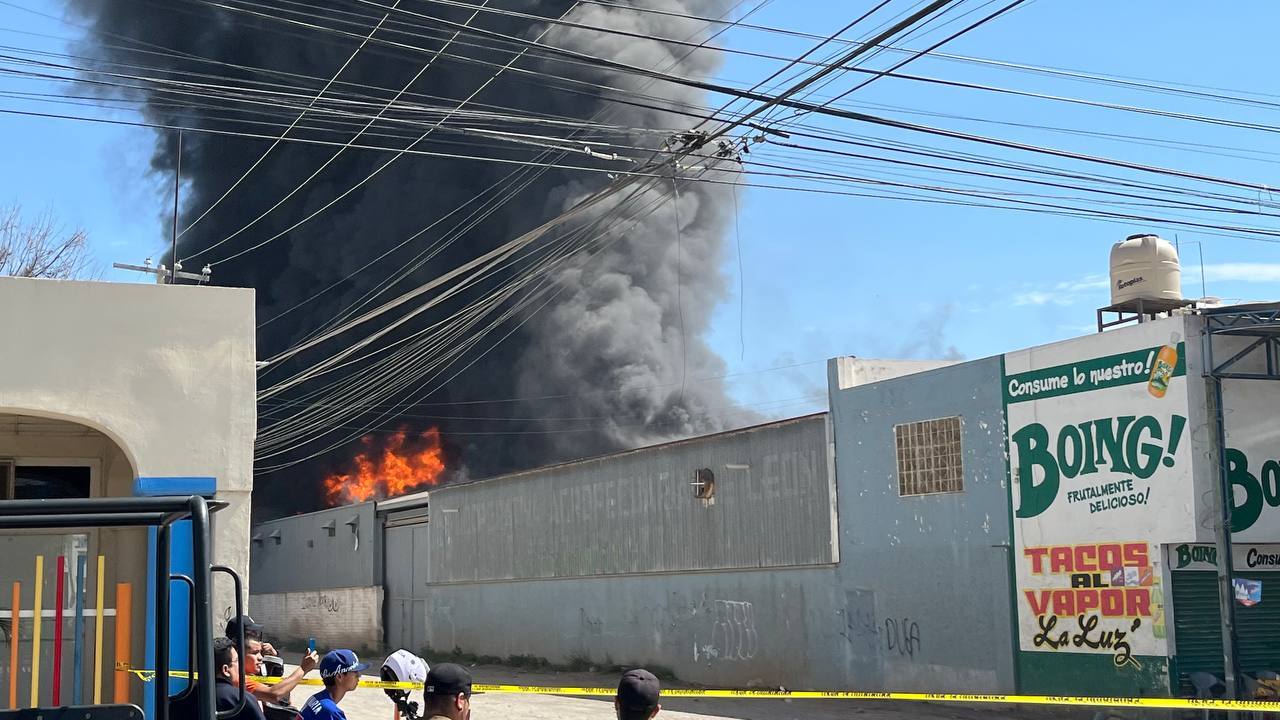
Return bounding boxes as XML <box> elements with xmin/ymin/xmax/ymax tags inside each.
<box><xmin>319</xmin><ymin>649</ymin><xmax>370</xmax><ymax>678</ymax></box>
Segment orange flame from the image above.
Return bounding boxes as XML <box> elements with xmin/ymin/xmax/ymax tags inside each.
<box><xmin>323</xmin><ymin>428</ymin><xmax>445</xmax><ymax>506</ymax></box>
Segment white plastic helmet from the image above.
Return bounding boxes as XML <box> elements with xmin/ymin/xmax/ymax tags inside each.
<box><xmin>381</xmin><ymin>649</ymin><xmax>429</xmax><ymax>719</ymax></box>
<box><xmin>382</xmin><ymin>649</ymin><xmax>429</xmax><ymax>685</ymax></box>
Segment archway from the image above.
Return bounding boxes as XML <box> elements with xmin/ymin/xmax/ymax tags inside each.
<box><xmin>0</xmin><ymin>410</ymin><xmax>146</xmax><ymax>708</ymax></box>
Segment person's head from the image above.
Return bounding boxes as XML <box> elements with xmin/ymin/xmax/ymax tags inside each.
<box><xmin>237</xmin><ymin>636</ymin><xmax>265</xmax><ymax>676</ymax></box>
<box><xmin>422</xmin><ymin>663</ymin><xmax>475</xmax><ymax>720</ymax></box>
<box><xmin>319</xmin><ymin>649</ymin><xmax>368</xmax><ymax>695</ymax></box>
<box><xmin>213</xmin><ymin>637</ymin><xmax>239</xmax><ymax>685</ymax></box>
<box><xmin>224</xmin><ymin>615</ymin><xmax>265</xmax><ymax>644</ymax></box>
<box><xmin>615</xmin><ymin>669</ymin><xmax>660</xmax><ymax>720</ymax></box>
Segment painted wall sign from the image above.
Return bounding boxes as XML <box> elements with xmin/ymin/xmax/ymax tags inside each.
<box><xmin>1220</xmin><ymin>377</ymin><xmax>1280</xmax><ymax>541</ymax></box>
<box><xmin>1004</xmin><ymin>319</ymin><xmax>1193</xmax><ymax>675</ymax></box>
<box><xmin>1171</xmin><ymin>543</ymin><xmax>1280</xmax><ymax>572</ymax></box>
<box><xmin>1022</xmin><ymin>540</ymin><xmax>1161</xmax><ymax>668</ymax></box>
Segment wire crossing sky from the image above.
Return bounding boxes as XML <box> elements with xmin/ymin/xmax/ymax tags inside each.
<box><xmin>1</xmin><ymin>0</ymin><xmax>1278</xmax><ymax>515</ymax></box>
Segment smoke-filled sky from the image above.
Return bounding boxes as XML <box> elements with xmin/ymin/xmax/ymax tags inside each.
<box><xmin>64</xmin><ymin>0</ymin><xmax>760</xmax><ymax>515</ymax></box>
<box><xmin>3</xmin><ymin>2</ymin><xmax>1280</xmax><ymax>517</ymax></box>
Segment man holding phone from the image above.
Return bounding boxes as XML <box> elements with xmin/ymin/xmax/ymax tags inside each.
<box><xmin>225</xmin><ymin>615</ymin><xmax>319</xmax><ymax>706</ymax></box>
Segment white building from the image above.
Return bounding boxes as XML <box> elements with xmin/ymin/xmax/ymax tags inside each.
<box><xmin>0</xmin><ymin>276</ymin><xmax>256</xmax><ymax>707</ymax></box>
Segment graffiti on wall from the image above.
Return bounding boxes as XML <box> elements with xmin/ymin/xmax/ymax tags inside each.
<box><xmin>840</xmin><ymin>594</ymin><xmax>923</xmax><ymax>663</ymax></box>
<box><xmin>883</xmin><ymin>617</ymin><xmax>921</xmax><ymax>659</ymax></box>
<box><xmin>299</xmin><ymin>593</ymin><xmax>341</xmax><ymax>613</ymax></box>
<box><xmin>692</xmin><ymin>599</ymin><xmax>758</xmax><ymax>663</ymax></box>
<box><xmin>840</xmin><ymin>590</ymin><xmax>880</xmax><ymax>656</ymax></box>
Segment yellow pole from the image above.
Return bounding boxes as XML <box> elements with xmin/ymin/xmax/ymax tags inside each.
<box><xmin>29</xmin><ymin>555</ymin><xmax>43</xmax><ymax>708</ymax></box>
<box><xmin>92</xmin><ymin>555</ymin><xmax>105</xmax><ymax>705</ymax></box>
<box><xmin>113</xmin><ymin>583</ymin><xmax>131</xmax><ymax>704</ymax></box>
<box><xmin>8</xmin><ymin>582</ymin><xmax>18</xmax><ymax>709</ymax></box>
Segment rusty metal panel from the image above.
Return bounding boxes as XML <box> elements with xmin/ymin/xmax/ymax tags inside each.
<box><xmin>428</xmin><ymin>414</ymin><xmax>834</xmax><ymax>582</ymax></box>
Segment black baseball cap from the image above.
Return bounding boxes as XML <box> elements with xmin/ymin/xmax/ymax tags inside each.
<box><xmin>224</xmin><ymin>615</ymin><xmax>264</xmax><ymax>641</ymax></box>
<box><xmin>424</xmin><ymin>663</ymin><xmax>479</xmax><ymax>696</ymax></box>
<box><xmin>617</xmin><ymin>669</ymin><xmax>660</xmax><ymax>708</ymax></box>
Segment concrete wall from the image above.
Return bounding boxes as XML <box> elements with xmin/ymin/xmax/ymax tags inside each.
<box><xmin>829</xmin><ymin>357</ymin><xmax>960</xmax><ymax>390</ymax></box>
<box><xmin>249</xmin><ymin>502</ymin><xmax>380</xmax><ymax>594</ymax></box>
<box><xmin>416</xmin><ymin>567</ymin><xmax>847</xmax><ymax>688</ymax></box>
<box><xmin>249</xmin><ymin>587</ymin><xmax>383</xmax><ymax>653</ymax></box>
<box><xmin>0</xmin><ymin>277</ymin><xmax>256</xmax><ymax>706</ymax></box>
<box><xmin>827</xmin><ymin>356</ymin><xmax>1017</xmax><ymax>693</ymax></box>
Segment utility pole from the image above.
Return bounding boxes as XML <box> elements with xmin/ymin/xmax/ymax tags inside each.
<box><xmin>114</xmin><ymin>130</ymin><xmax>211</xmax><ymax>284</ymax></box>
<box><xmin>1204</xmin><ymin>352</ymin><xmax>1241</xmax><ymax>699</ymax></box>
<box><xmin>170</xmin><ymin>129</ymin><xmax>182</xmax><ymax>285</ymax></box>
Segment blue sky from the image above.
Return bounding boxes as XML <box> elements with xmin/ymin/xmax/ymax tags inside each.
<box><xmin>1</xmin><ymin>0</ymin><xmax>1276</xmax><ymax>419</ymax></box>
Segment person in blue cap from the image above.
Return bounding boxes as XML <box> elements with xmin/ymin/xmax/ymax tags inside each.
<box><xmin>298</xmin><ymin>649</ymin><xmax>368</xmax><ymax>720</ymax></box>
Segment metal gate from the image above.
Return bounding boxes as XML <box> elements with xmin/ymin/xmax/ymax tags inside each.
<box><xmin>1172</xmin><ymin>570</ymin><xmax>1280</xmax><ymax>695</ymax></box>
<box><xmin>384</xmin><ymin>519</ymin><xmax>429</xmax><ymax>653</ymax></box>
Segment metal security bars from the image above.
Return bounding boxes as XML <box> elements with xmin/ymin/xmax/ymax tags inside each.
<box><xmin>894</xmin><ymin>416</ymin><xmax>964</xmax><ymax>497</ymax></box>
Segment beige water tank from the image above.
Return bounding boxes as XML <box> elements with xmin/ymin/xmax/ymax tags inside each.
<box><xmin>1110</xmin><ymin>234</ymin><xmax>1182</xmax><ymax>305</ymax></box>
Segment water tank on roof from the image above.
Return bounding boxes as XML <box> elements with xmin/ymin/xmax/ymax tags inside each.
<box><xmin>1110</xmin><ymin>233</ymin><xmax>1182</xmax><ymax>305</ymax></box>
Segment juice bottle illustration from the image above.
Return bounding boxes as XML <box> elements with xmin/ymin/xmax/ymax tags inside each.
<box><xmin>1148</xmin><ymin>332</ymin><xmax>1180</xmax><ymax>398</ymax></box>
<box><xmin>1151</xmin><ymin>587</ymin><xmax>1166</xmax><ymax>639</ymax></box>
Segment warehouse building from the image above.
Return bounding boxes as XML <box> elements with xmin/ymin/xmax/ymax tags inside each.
<box><xmin>250</xmin><ymin>305</ymin><xmax>1280</xmax><ymax>696</ymax></box>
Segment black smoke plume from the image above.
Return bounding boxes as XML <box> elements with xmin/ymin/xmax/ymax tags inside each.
<box><xmin>69</xmin><ymin>0</ymin><xmax>751</xmax><ymax>516</ymax></box>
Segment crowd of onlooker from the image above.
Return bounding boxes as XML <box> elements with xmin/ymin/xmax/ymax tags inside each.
<box><xmin>189</xmin><ymin>614</ymin><xmax>663</xmax><ymax>720</ymax></box>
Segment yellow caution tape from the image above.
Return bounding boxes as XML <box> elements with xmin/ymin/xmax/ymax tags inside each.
<box><xmin>126</xmin><ymin>668</ymin><xmax>418</xmax><ymax>690</ymax></box>
<box><xmin>466</xmin><ymin>686</ymin><xmax>1280</xmax><ymax>712</ymax></box>
<box><xmin>122</xmin><ymin>669</ymin><xmax>1280</xmax><ymax>711</ymax></box>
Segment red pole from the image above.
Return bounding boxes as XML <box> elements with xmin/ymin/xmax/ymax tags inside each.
<box><xmin>52</xmin><ymin>556</ymin><xmax>65</xmax><ymax>706</ymax></box>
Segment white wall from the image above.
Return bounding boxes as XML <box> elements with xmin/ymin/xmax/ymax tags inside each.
<box><xmin>829</xmin><ymin>357</ymin><xmax>960</xmax><ymax>390</ymax></box>
<box><xmin>0</xmin><ymin>276</ymin><xmax>257</xmax><ymax>613</ymax></box>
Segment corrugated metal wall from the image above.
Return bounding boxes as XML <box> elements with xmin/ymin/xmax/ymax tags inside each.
<box><xmin>423</xmin><ymin>414</ymin><xmax>835</xmax><ymax>583</ymax></box>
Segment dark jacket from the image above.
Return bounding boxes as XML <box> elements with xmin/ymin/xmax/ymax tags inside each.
<box><xmin>169</xmin><ymin>678</ymin><xmax>264</xmax><ymax>720</ymax></box>
<box><xmin>216</xmin><ymin>677</ymin><xmax>267</xmax><ymax>720</ymax></box>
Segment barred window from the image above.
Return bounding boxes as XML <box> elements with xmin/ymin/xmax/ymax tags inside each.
<box><xmin>894</xmin><ymin>416</ymin><xmax>964</xmax><ymax>496</ymax></box>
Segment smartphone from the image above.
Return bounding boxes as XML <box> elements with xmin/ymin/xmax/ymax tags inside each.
<box><xmin>308</xmin><ymin>637</ymin><xmax>316</xmax><ymax>653</ymax></box>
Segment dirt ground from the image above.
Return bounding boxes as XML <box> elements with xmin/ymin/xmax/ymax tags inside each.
<box><xmin>280</xmin><ymin>662</ymin><xmax>1117</xmax><ymax>720</ymax></box>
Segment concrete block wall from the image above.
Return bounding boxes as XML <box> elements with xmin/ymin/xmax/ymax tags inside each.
<box><xmin>249</xmin><ymin>586</ymin><xmax>383</xmax><ymax>653</ymax></box>
<box><xmin>416</xmin><ymin>567</ymin><xmax>844</xmax><ymax>689</ymax></box>
<box><xmin>827</xmin><ymin>355</ymin><xmax>1016</xmax><ymax>693</ymax></box>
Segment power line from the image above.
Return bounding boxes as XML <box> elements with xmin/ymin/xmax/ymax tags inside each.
<box><xmin>250</xmin><ymin>1</ymin><xmax>1014</xmax><ymax>462</ymax></box>
<box><xmin>164</xmin><ymin>0</ymin><xmax>1278</xmax><ymax>196</ymax></box>
<box><xmin>176</xmin><ymin>0</ymin><xmax>406</xmax><ymax>246</ymax></box>
<box><xmin>259</xmin><ymin>358</ymin><xmax>826</xmax><ymax>410</ymax></box>
<box><xmin>6</xmin><ymin>101</ymin><xmax>1279</xmax><ymax>244</ymax></box>
<box><xmin>248</xmin><ymin>1</ymin><xmax>773</xmax><ymax>453</ymax></box>
<box><xmin>782</xmin><ymin>0</ymin><xmax>1031</xmax><ymax>127</ymax></box>
<box><xmin>185</xmin><ymin>0</ymin><xmax>496</xmax><ymax>264</ymax></box>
